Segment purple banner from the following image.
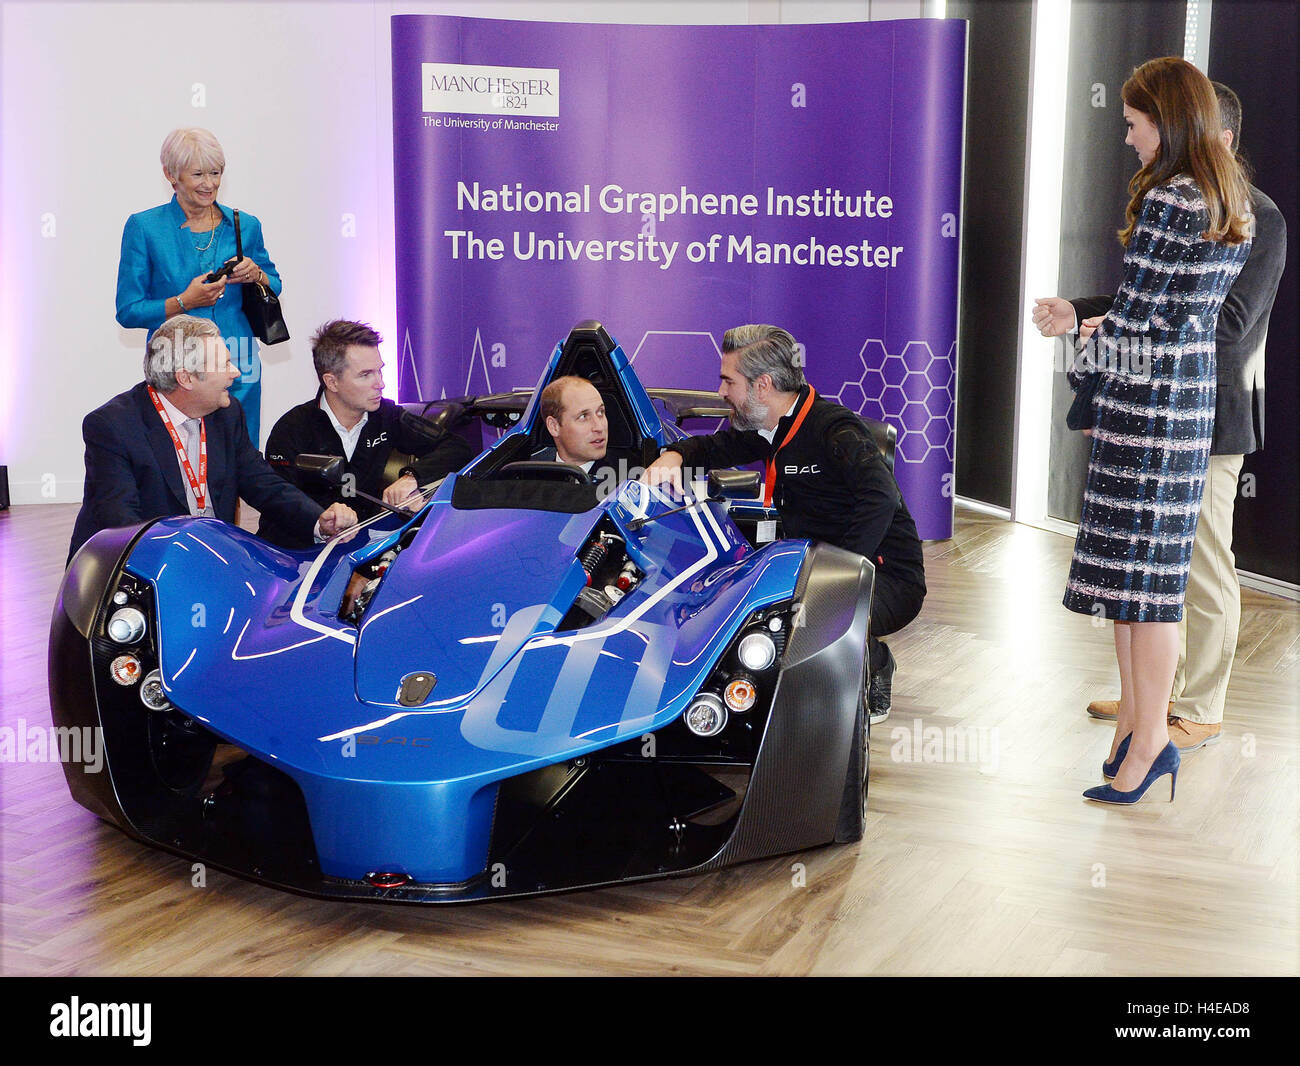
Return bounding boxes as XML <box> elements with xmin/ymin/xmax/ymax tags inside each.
<box><xmin>392</xmin><ymin>15</ymin><xmax>965</xmax><ymax>539</ymax></box>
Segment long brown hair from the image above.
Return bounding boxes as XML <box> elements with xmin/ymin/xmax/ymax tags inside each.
<box><xmin>1118</xmin><ymin>57</ymin><xmax>1251</xmax><ymax>246</ymax></box>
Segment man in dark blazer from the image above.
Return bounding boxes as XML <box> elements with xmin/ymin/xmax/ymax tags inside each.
<box><xmin>1032</xmin><ymin>83</ymin><xmax>1287</xmax><ymax>752</ymax></box>
<box><xmin>67</xmin><ymin>316</ymin><xmax>357</xmax><ymax>563</ymax></box>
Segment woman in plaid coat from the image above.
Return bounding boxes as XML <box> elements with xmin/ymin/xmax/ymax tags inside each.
<box><xmin>1061</xmin><ymin>58</ymin><xmax>1253</xmax><ymax>803</ymax></box>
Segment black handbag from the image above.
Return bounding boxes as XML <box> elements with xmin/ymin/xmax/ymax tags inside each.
<box><xmin>1065</xmin><ymin>333</ymin><xmax>1102</xmax><ymax>431</ymax></box>
<box><xmin>1066</xmin><ymin>370</ymin><xmax>1102</xmax><ymax>431</ymax></box>
<box><xmin>233</xmin><ymin>209</ymin><xmax>290</xmax><ymax>345</ymax></box>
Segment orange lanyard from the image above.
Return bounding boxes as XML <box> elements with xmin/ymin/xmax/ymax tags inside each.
<box><xmin>763</xmin><ymin>386</ymin><xmax>816</xmax><ymax>507</ymax></box>
<box><xmin>148</xmin><ymin>385</ymin><xmax>208</xmax><ymax>512</ymax></box>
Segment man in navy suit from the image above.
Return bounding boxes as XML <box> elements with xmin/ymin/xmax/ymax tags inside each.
<box><xmin>68</xmin><ymin>315</ymin><xmax>357</xmax><ymax>563</ymax></box>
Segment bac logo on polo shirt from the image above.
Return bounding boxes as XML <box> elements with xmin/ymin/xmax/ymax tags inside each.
<box><xmin>422</xmin><ymin>63</ymin><xmax>560</xmax><ymax>118</ymax></box>
<box><xmin>784</xmin><ymin>464</ymin><xmax>821</xmax><ymax>475</ymax></box>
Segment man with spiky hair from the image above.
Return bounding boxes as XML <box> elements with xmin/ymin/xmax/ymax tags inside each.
<box><xmin>259</xmin><ymin>319</ymin><xmax>477</xmax><ymax>548</ymax></box>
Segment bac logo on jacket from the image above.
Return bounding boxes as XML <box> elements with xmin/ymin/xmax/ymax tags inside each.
<box><xmin>366</xmin><ymin>432</ymin><xmax>389</xmax><ymax>448</ymax></box>
<box><xmin>784</xmin><ymin>464</ymin><xmax>821</xmax><ymax>475</ymax></box>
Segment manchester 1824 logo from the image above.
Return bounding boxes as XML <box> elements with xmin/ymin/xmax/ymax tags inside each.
<box><xmin>422</xmin><ymin>62</ymin><xmax>559</xmax><ymax>116</ymax></box>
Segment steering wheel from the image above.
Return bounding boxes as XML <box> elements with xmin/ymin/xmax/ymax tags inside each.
<box><xmin>489</xmin><ymin>461</ymin><xmax>592</xmax><ymax>485</ymax></box>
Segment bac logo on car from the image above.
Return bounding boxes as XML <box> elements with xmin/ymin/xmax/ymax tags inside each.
<box><xmin>357</xmin><ymin>735</ymin><xmax>435</xmax><ymax>747</ymax></box>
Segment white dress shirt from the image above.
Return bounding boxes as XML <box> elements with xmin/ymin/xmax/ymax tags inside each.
<box><xmin>158</xmin><ymin>391</ymin><xmax>330</xmax><ymax>542</ymax></box>
<box><xmin>320</xmin><ymin>393</ymin><xmax>368</xmax><ymax>460</ymax></box>
<box><xmin>757</xmin><ymin>397</ymin><xmax>799</xmax><ymax>444</ymax></box>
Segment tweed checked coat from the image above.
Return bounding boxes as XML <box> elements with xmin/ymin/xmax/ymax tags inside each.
<box><xmin>1069</xmin><ymin>184</ymin><xmax>1287</xmax><ymax>456</ymax></box>
<box><xmin>1063</xmin><ymin>175</ymin><xmax>1251</xmax><ymax>623</ymax></box>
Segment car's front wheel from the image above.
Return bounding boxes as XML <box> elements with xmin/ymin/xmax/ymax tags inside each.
<box><xmin>833</xmin><ymin>696</ymin><xmax>869</xmax><ymax>843</ymax></box>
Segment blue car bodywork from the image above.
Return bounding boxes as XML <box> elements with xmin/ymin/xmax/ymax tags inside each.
<box><xmin>50</xmin><ymin>322</ymin><xmax>874</xmax><ymax>903</ymax></box>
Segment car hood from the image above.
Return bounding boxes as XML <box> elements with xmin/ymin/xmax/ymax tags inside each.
<box><xmin>350</xmin><ymin>500</ymin><xmax>595</xmax><ymax>709</ymax></box>
<box><xmin>124</xmin><ymin>488</ymin><xmax>807</xmax><ymax>786</ymax></box>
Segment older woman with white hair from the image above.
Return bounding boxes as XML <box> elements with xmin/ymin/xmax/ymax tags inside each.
<box><xmin>116</xmin><ymin>127</ymin><xmax>282</xmax><ymax>447</ymax></box>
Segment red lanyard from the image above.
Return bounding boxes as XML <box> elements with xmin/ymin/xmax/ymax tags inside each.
<box><xmin>763</xmin><ymin>386</ymin><xmax>816</xmax><ymax>507</ymax></box>
<box><xmin>148</xmin><ymin>385</ymin><xmax>208</xmax><ymax>512</ymax></box>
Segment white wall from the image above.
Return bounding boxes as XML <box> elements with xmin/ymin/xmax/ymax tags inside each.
<box><xmin>0</xmin><ymin>0</ymin><xmax>924</xmax><ymax>504</ymax></box>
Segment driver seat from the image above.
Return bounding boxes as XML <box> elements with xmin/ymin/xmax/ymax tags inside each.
<box><xmin>529</xmin><ymin>321</ymin><xmax>651</xmax><ymax>468</ymax></box>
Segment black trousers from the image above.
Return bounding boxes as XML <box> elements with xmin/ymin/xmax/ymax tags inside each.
<box><xmin>868</xmin><ymin>569</ymin><xmax>925</xmax><ymax>672</ymax></box>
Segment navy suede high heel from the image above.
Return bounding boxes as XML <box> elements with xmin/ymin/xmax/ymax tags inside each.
<box><xmin>1102</xmin><ymin>733</ymin><xmax>1132</xmax><ymax>780</ymax></box>
<box><xmin>1084</xmin><ymin>741</ymin><xmax>1180</xmax><ymax>804</ymax></box>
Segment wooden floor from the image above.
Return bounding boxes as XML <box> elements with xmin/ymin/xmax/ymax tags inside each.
<box><xmin>2</xmin><ymin>503</ymin><xmax>1296</xmax><ymax>976</ymax></box>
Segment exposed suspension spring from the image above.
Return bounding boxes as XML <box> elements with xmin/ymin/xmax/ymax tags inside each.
<box><xmin>578</xmin><ymin>536</ymin><xmax>611</xmax><ymax>585</ymax></box>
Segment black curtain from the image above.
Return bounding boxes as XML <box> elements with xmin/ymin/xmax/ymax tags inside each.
<box><xmin>950</xmin><ymin>0</ymin><xmax>1032</xmax><ymax>510</ymax></box>
<box><xmin>1209</xmin><ymin>2</ymin><xmax>1300</xmax><ymax>583</ymax></box>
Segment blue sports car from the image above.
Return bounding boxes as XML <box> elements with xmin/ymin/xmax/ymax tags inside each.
<box><xmin>50</xmin><ymin>322</ymin><xmax>877</xmax><ymax>903</ymax></box>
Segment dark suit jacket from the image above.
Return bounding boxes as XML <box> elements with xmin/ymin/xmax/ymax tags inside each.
<box><xmin>529</xmin><ymin>447</ymin><xmax>629</xmax><ymax>487</ymax></box>
<box><xmin>67</xmin><ymin>382</ymin><xmax>323</xmax><ymax>562</ymax></box>
<box><xmin>1072</xmin><ymin>184</ymin><xmax>1287</xmax><ymax>455</ymax></box>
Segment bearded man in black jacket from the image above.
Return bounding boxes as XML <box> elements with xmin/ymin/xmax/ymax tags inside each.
<box><xmin>645</xmin><ymin>324</ymin><xmax>926</xmax><ymax>722</ymax></box>
<box><xmin>258</xmin><ymin>319</ymin><xmax>476</xmax><ymax>548</ymax></box>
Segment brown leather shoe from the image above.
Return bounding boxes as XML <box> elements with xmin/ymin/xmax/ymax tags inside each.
<box><xmin>1087</xmin><ymin>699</ymin><xmax>1120</xmax><ymax>720</ymax></box>
<box><xmin>1168</xmin><ymin>716</ymin><xmax>1222</xmax><ymax>752</ymax></box>
<box><xmin>1087</xmin><ymin>698</ymin><xmax>1175</xmax><ymax>721</ymax></box>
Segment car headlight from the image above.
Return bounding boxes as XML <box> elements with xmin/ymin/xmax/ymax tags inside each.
<box><xmin>107</xmin><ymin>606</ymin><xmax>147</xmax><ymax>644</ymax></box>
<box><xmin>684</xmin><ymin>692</ymin><xmax>728</xmax><ymax>737</ymax></box>
<box><xmin>736</xmin><ymin>630</ymin><xmax>776</xmax><ymax>672</ymax></box>
<box><xmin>139</xmin><ymin>669</ymin><xmax>171</xmax><ymax>712</ymax></box>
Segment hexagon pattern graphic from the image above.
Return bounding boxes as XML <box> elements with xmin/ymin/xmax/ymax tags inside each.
<box><xmin>828</xmin><ymin>339</ymin><xmax>956</xmax><ymax>464</ymax></box>
<box><xmin>629</xmin><ymin>330</ymin><xmax>724</xmax><ymax>394</ymax></box>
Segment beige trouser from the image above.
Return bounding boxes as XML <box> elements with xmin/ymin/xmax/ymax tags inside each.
<box><xmin>1171</xmin><ymin>453</ymin><xmax>1245</xmax><ymax>724</ymax></box>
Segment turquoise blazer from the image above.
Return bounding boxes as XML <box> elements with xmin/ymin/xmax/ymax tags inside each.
<box><xmin>116</xmin><ymin>195</ymin><xmax>282</xmax><ymax>445</ymax></box>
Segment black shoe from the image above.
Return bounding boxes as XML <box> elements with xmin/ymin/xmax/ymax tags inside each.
<box><xmin>868</xmin><ymin>647</ymin><xmax>895</xmax><ymax>724</ymax></box>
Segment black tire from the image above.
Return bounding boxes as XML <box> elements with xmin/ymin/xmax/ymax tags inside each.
<box><xmin>833</xmin><ymin>697</ymin><xmax>869</xmax><ymax>843</ymax></box>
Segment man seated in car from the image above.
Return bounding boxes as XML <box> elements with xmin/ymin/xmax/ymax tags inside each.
<box><xmin>258</xmin><ymin>319</ymin><xmax>476</xmax><ymax>547</ymax></box>
<box><xmin>537</xmin><ymin>375</ymin><xmax>625</xmax><ymax>495</ymax></box>
<box><xmin>67</xmin><ymin>315</ymin><xmax>358</xmax><ymax>563</ymax></box>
